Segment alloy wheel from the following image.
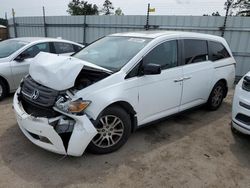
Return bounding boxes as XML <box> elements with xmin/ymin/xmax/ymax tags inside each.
<box><xmin>92</xmin><ymin>115</ymin><xmax>124</xmax><ymax>148</ymax></box>
<box><xmin>211</xmin><ymin>85</ymin><xmax>223</xmax><ymax>107</ymax></box>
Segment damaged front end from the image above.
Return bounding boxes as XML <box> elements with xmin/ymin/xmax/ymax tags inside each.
<box><xmin>13</xmin><ymin>53</ymin><xmax>111</xmax><ymax>156</ymax></box>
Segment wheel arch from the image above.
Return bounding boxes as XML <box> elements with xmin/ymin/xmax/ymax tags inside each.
<box><xmin>98</xmin><ymin>101</ymin><xmax>138</xmax><ymax>133</ymax></box>
<box><xmin>216</xmin><ymin>78</ymin><xmax>228</xmax><ymax>98</ymax></box>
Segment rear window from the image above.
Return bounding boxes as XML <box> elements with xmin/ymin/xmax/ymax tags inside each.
<box><xmin>183</xmin><ymin>39</ymin><xmax>208</xmax><ymax>64</ymax></box>
<box><xmin>54</xmin><ymin>42</ymin><xmax>75</xmax><ymax>54</ymax></box>
<box><xmin>208</xmin><ymin>41</ymin><xmax>231</xmax><ymax>61</ymax></box>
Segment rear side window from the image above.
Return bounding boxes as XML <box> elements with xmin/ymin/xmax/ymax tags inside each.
<box><xmin>208</xmin><ymin>41</ymin><xmax>231</xmax><ymax>61</ymax></box>
<box><xmin>54</xmin><ymin>42</ymin><xmax>75</xmax><ymax>54</ymax></box>
<box><xmin>183</xmin><ymin>39</ymin><xmax>208</xmax><ymax>64</ymax></box>
<box><xmin>73</xmin><ymin>44</ymin><xmax>82</xmax><ymax>52</ymax></box>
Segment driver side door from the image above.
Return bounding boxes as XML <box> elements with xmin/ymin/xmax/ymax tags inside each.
<box><xmin>137</xmin><ymin>40</ymin><xmax>183</xmax><ymax>125</ymax></box>
<box><xmin>10</xmin><ymin>42</ymin><xmax>51</xmax><ymax>88</ymax></box>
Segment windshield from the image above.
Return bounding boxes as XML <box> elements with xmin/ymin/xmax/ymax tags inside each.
<box><xmin>74</xmin><ymin>36</ymin><xmax>151</xmax><ymax>71</ymax></box>
<box><xmin>0</xmin><ymin>39</ymin><xmax>28</xmax><ymax>58</ymax></box>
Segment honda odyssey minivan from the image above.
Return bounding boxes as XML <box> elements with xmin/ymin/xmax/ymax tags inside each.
<box><xmin>13</xmin><ymin>31</ymin><xmax>236</xmax><ymax>156</ymax></box>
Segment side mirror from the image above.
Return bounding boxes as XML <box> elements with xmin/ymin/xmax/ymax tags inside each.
<box><xmin>15</xmin><ymin>53</ymin><xmax>30</xmax><ymax>62</ymax></box>
<box><xmin>142</xmin><ymin>63</ymin><xmax>161</xmax><ymax>75</ymax></box>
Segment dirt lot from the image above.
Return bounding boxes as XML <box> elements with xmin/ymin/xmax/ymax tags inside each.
<box><xmin>1</xmin><ymin>90</ymin><xmax>250</xmax><ymax>188</ymax></box>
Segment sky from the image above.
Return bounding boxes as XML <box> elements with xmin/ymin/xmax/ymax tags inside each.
<box><xmin>0</xmin><ymin>0</ymin><xmax>227</xmax><ymax>19</ymax></box>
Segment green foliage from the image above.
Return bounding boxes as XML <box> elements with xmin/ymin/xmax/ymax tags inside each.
<box><xmin>203</xmin><ymin>11</ymin><xmax>221</xmax><ymax>16</ymax></box>
<box><xmin>102</xmin><ymin>0</ymin><xmax>114</xmax><ymax>15</ymax></box>
<box><xmin>0</xmin><ymin>18</ymin><xmax>7</xmax><ymax>26</ymax></box>
<box><xmin>67</xmin><ymin>0</ymin><xmax>99</xmax><ymax>15</ymax></box>
<box><xmin>212</xmin><ymin>11</ymin><xmax>221</xmax><ymax>16</ymax></box>
<box><xmin>233</xmin><ymin>0</ymin><xmax>250</xmax><ymax>16</ymax></box>
<box><xmin>115</xmin><ymin>7</ymin><xmax>124</xmax><ymax>15</ymax></box>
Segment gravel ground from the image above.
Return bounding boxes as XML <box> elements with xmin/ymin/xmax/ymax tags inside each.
<box><xmin>1</xmin><ymin>90</ymin><xmax>250</xmax><ymax>188</ymax></box>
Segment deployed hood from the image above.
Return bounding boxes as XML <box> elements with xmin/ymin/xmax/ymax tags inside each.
<box><xmin>29</xmin><ymin>52</ymin><xmax>111</xmax><ymax>91</ymax></box>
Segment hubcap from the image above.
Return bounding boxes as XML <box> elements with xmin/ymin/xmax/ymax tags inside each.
<box><xmin>0</xmin><ymin>84</ymin><xmax>3</xmax><ymax>97</ymax></box>
<box><xmin>92</xmin><ymin>115</ymin><xmax>124</xmax><ymax>148</ymax></box>
<box><xmin>211</xmin><ymin>86</ymin><xmax>223</xmax><ymax>107</ymax></box>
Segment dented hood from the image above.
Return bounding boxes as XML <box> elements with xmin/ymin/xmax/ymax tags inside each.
<box><xmin>29</xmin><ymin>52</ymin><xmax>111</xmax><ymax>91</ymax></box>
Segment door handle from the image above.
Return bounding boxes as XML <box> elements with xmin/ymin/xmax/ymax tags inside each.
<box><xmin>174</xmin><ymin>78</ymin><xmax>184</xmax><ymax>82</ymax></box>
<box><xmin>183</xmin><ymin>76</ymin><xmax>192</xmax><ymax>80</ymax></box>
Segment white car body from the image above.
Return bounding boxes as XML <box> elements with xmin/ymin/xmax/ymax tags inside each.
<box><xmin>232</xmin><ymin>73</ymin><xmax>250</xmax><ymax>134</ymax></box>
<box><xmin>0</xmin><ymin>37</ymin><xmax>84</xmax><ymax>95</ymax></box>
<box><xmin>13</xmin><ymin>31</ymin><xmax>236</xmax><ymax>156</ymax></box>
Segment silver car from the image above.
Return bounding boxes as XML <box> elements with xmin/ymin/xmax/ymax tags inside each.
<box><xmin>0</xmin><ymin>37</ymin><xmax>84</xmax><ymax>100</ymax></box>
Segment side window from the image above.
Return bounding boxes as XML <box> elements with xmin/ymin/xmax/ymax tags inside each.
<box><xmin>143</xmin><ymin>40</ymin><xmax>178</xmax><ymax>70</ymax></box>
<box><xmin>22</xmin><ymin>42</ymin><xmax>50</xmax><ymax>58</ymax></box>
<box><xmin>54</xmin><ymin>42</ymin><xmax>75</xmax><ymax>54</ymax></box>
<box><xmin>208</xmin><ymin>41</ymin><xmax>231</xmax><ymax>61</ymax></box>
<box><xmin>73</xmin><ymin>44</ymin><xmax>83</xmax><ymax>52</ymax></box>
<box><xmin>183</xmin><ymin>39</ymin><xmax>208</xmax><ymax>64</ymax></box>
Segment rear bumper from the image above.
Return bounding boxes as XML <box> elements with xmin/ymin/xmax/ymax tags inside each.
<box><xmin>13</xmin><ymin>90</ymin><xmax>97</xmax><ymax>156</ymax></box>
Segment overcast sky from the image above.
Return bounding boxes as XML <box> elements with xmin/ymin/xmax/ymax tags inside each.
<box><xmin>1</xmin><ymin>0</ymin><xmax>227</xmax><ymax>18</ymax></box>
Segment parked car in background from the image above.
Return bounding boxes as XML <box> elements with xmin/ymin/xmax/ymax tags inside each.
<box><xmin>13</xmin><ymin>31</ymin><xmax>235</xmax><ymax>156</ymax></box>
<box><xmin>0</xmin><ymin>37</ymin><xmax>84</xmax><ymax>100</ymax></box>
<box><xmin>232</xmin><ymin>73</ymin><xmax>250</xmax><ymax>135</ymax></box>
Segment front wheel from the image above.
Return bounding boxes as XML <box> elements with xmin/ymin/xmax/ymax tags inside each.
<box><xmin>206</xmin><ymin>81</ymin><xmax>226</xmax><ymax>111</ymax></box>
<box><xmin>87</xmin><ymin>106</ymin><xmax>131</xmax><ymax>154</ymax></box>
<box><xmin>0</xmin><ymin>79</ymin><xmax>7</xmax><ymax>101</ymax></box>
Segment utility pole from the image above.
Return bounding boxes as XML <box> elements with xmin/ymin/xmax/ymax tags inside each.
<box><xmin>42</xmin><ymin>6</ymin><xmax>47</xmax><ymax>37</ymax></box>
<box><xmin>12</xmin><ymin>8</ymin><xmax>17</xmax><ymax>38</ymax></box>
<box><xmin>221</xmin><ymin>0</ymin><xmax>233</xmax><ymax>37</ymax></box>
<box><xmin>145</xmin><ymin>3</ymin><xmax>150</xmax><ymax>30</ymax></box>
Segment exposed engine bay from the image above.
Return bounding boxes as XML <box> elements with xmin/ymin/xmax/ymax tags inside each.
<box><xmin>73</xmin><ymin>66</ymin><xmax>111</xmax><ymax>90</ymax></box>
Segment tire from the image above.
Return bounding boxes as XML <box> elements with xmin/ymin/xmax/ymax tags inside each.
<box><xmin>87</xmin><ymin>105</ymin><xmax>131</xmax><ymax>154</ymax></box>
<box><xmin>206</xmin><ymin>81</ymin><xmax>226</xmax><ymax>111</ymax></box>
<box><xmin>0</xmin><ymin>79</ymin><xmax>7</xmax><ymax>101</ymax></box>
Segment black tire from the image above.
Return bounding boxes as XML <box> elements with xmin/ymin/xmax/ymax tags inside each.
<box><xmin>87</xmin><ymin>105</ymin><xmax>131</xmax><ymax>154</ymax></box>
<box><xmin>206</xmin><ymin>81</ymin><xmax>226</xmax><ymax>111</ymax></box>
<box><xmin>0</xmin><ymin>79</ymin><xmax>7</xmax><ymax>101</ymax></box>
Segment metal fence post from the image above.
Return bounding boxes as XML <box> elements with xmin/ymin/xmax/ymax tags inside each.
<box><xmin>12</xmin><ymin>8</ymin><xmax>17</xmax><ymax>38</ymax></box>
<box><xmin>145</xmin><ymin>3</ymin><xmax>150</xmax><ymax>30</ymax></box>
<box><xmin>83</xmin><ymin>12</ymin><xmax>87</xmax><ymax>45</ymax></box>
<box><xmin>5</xmin><ymin>12</ymin><xmax>9</xmax><ymax>39</ymax></box>
<box><xmin>43</xmin><ymin>6</ymin><xmax>47</xmax><ymax>37</ymax></box>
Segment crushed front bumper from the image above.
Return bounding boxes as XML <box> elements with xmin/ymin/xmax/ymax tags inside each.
<box><xmin>13</xmin><ymin>90</ymin><xmax>97</xmax><ymax>156</ymax></box>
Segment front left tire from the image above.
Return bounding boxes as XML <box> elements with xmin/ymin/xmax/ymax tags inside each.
<box><xmin>87</xmin><ymin>105</ymin><xmax>131</xmax><ymax>154</ymax></box>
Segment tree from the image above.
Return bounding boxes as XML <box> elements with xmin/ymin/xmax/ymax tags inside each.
<box><xmin>203</xmin><ymin>11</ymin><xmax>221</xmax><ymax>16</ymax></box>
<box><xmin>224</xmin><ymin>0</ymin><xmax>234</xmax><ymax>16</ymax></box>
<box><xmin>0</xmin><ymin>18</ymin><xmax>7</xmax><ymax>26</ymax></box>
<box><xmin>67</xmin><ymin>0</ymin><xmax>99</xmax><ymax>15</ymax></box>
<box><xmin>233</xmin><ymin>0</ymin><xmax>250</xmax><ymax>16</ymax></box>
<box><xmin>212</xmin><ymin>11</ymin><xmax>221</xmax><ymax>16</ymax></box>
<box><xmin>102</xmin><ymin>0</ymin><xmax>114</xmax><ymax>15</ymax></box>
<box><xmin>115</xmin><ymin>7</ymin><xmax>124</xmax><ymax>15</ymax></box>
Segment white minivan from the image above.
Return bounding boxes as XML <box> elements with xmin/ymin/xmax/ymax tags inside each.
<box><xmin>13</xmin><ymin>31</ymin><xmax>236</xmax><ymax>156</ymax></box>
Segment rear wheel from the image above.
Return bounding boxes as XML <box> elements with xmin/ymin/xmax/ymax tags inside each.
<box><xmin>0</xmin><ymin>79</ymin><xmax>7</xmax><ymax>101</ymax></box>
<box><xmin>207</xmin><ymin>81</ymin><xmax>226</xmax><ymax>111</ymax></box>
<box><xmin>88</xmin><ymin>106</ymin><xmax>131</xmax><ymax>154</ymax></box>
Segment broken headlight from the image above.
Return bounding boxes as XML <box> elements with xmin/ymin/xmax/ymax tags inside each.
<box><xmin>55</xmin><ymin>96</ymin><xmax>91</xmax><ymax>114</ymax></box>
